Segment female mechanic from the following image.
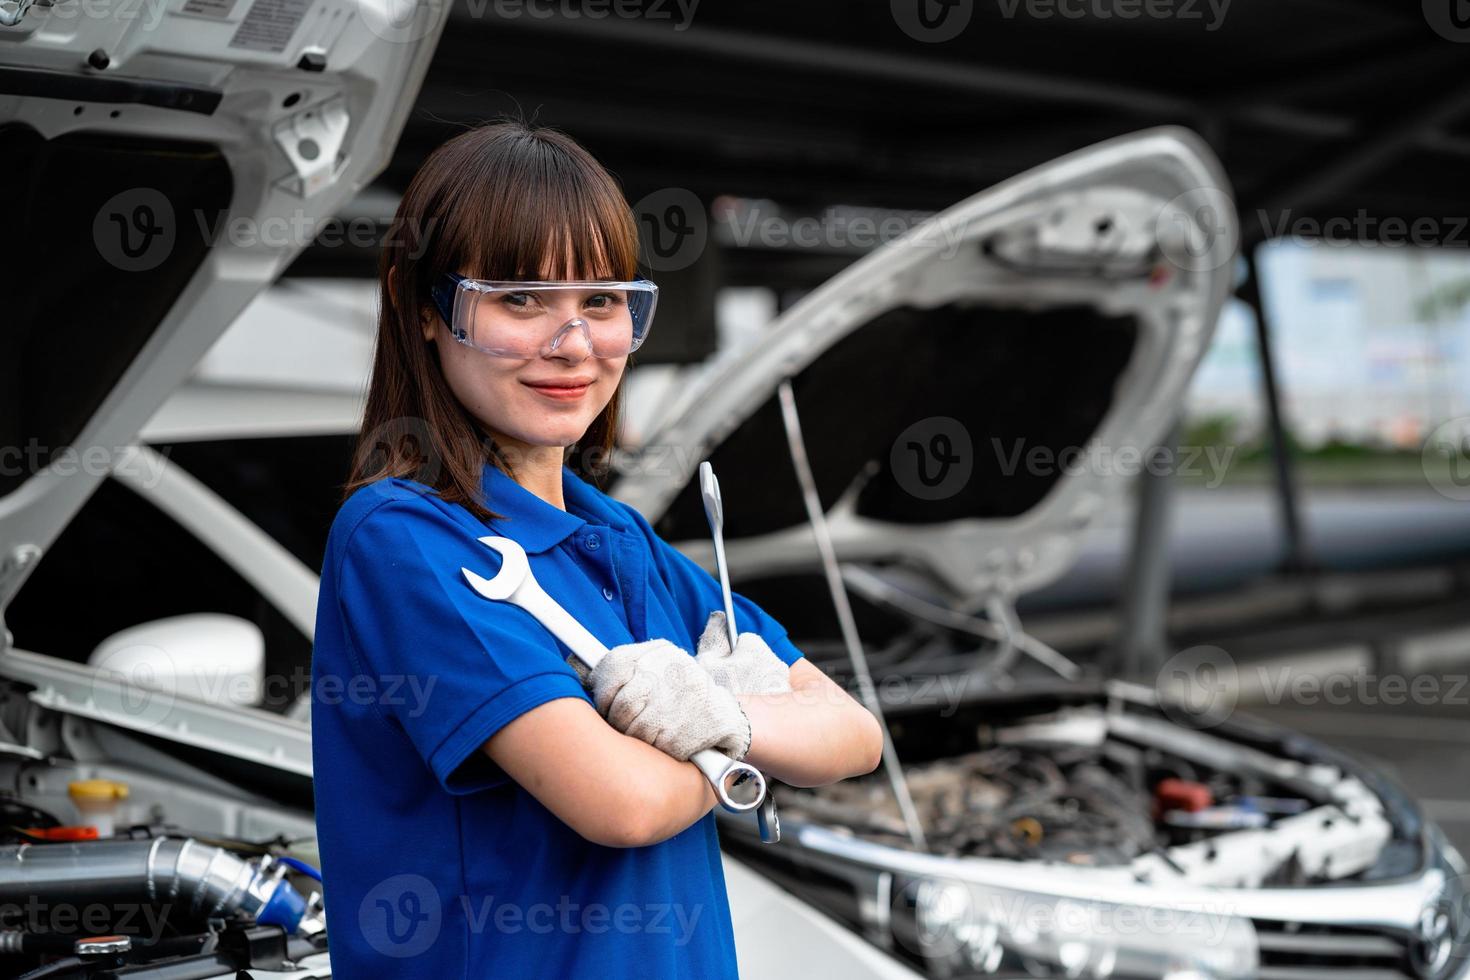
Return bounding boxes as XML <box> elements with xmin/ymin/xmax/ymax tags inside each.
<box><xmin>309</xmin><ymin>119</ymin><xmax>883</xmax><ymax>979</ymax></box>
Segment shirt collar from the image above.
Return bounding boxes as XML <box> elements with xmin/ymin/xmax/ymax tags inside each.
<box><xmin>480</xmin><ymin>459</ymin><xmax>628</xmax><ymax>554</ymax></box>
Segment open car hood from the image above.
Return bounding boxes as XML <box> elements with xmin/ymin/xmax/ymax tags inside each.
<box><xmin>0</xmin><ymin>0</ymin><xmax>447</xmax><ymax>617</ymax></box>
<box><xmin>615</xmin><ymin>128</ymin><xmax>1236</xmax><ymax>604</ymax></box>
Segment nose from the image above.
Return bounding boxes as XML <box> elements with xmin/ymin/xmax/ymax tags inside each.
<box><xmin>545</xmin><ymin>317</ymin><xmax>595</xmax><ymax>362</ymax></box>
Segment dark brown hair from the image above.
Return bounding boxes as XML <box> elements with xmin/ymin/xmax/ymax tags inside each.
<box><xmin>340</xmin><ymin>119</ymin><xmax>640</xmax><ymax>522</ymax></box>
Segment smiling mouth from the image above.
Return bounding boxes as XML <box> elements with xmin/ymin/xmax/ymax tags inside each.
<box><xmin>523</xmin><ymin>379</ymin><xmax>593</xmax><ymax>399</ymax></box>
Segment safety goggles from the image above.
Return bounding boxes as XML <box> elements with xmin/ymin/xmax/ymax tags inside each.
<box><xmin>429</xmin><ymin>272</ymin><xmax>659</xmax><ymax>358</ymax></box>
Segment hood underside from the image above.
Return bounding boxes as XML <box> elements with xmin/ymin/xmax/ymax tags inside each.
<box><xmin>0</xmin><ymin>0</ymin><xmax>449</xmax><ymax>616</ymax></box>
<box><xmin>614</xmin><ymin>127</ymin><xmax>1236</xmax><ymax>602</ymax></box>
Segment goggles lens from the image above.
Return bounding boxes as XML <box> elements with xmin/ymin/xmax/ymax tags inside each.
<box><xmin>430</xmin><ymin>273</ymin><xmax>658</xmax><ymax>358</ymax></box>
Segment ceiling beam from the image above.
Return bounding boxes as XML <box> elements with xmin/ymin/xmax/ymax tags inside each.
<box><xmin>462</xmin><ymin>13</ymin><xmax>1470</xmax><ymax>160</ymax></box>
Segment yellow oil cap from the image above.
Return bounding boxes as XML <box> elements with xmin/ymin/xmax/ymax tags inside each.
<box><xmin>68</xmin><ymin>779</ymin><xmax>130</xmax><ymax>802</ymax></box>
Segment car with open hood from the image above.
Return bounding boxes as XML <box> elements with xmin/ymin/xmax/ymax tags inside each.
<box><xmin>607</xmin><ymin>129</ymin><xmax>1470</xmax><ymax>980</ymax></box>
<box><xmin>0</xmin><ymin>17</ymin><xmax>1463</xmax><ymax>971</ymax></box>
<box><xmin>0</xmin><ymin>0</ymin><xmax>447</xmax><ymax>974</ymax></box>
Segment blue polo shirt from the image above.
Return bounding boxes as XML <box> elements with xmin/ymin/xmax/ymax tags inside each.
<box><xmin>310</xmin><ymin>459</ymin><xmax>804</xmax><ymax>979</ymax></box>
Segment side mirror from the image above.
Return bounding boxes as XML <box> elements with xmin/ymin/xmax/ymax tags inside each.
<box><xmin>89</xmin><ymin>613</ymin><xmax>265</xmax><ymax>708</ymax></box>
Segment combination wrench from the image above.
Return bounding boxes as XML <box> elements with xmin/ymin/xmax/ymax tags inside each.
<box><xmin>700</xmin><ymin>461</ymin><xmax>781</xmax><ymax>843</ymax></box>
<box><xmin>461</xmin><ymin>535</ymin><xmax>768</xmax><ymax>814</ymax></box>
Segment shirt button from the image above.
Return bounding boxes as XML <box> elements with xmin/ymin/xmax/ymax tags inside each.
<box><xmin>602</xmin><ymin>586</ymin><xmax>615</xmax><ymax>600</ymax></box>
<box><xmin>585</xmin><ymin>534</ymin><xmax>601</xmax><ymax>551</ymax></box>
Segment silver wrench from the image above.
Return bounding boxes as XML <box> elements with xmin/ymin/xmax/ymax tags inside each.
<box><xmin>460</xmin><ymin>535</ymin><xmax>767</xmax><ymax>813</ymax></box>
<box><xmin>699</xmin><ymin>461</ymin><xmax>781</xmax><ymax>844</ymax></box>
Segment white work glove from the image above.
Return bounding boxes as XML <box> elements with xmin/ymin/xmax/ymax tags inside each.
<box><xmin>568</xmin><ymin>639</ymin><xmax>751</xmax><ymax>762</ymax></box>
<box><xmin>694</xmin><ymin>610</ymin><xmax>793</xmax><ymax>696</ymax></box>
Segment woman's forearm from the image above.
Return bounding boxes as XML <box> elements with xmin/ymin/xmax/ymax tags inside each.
<box><xmin>736</xmin><ymin>665</ymin><xmax>884</xmax><ymax>787</ymax></box>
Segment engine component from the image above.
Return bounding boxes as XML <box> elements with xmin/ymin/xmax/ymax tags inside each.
<box><xmin>1154</xmin><ymin>777</ymin><xmax>1212</xmax><ymax>813</ymax></box>
<box><xmin>0</xmin><ymin>838</ymin><xmax>310</xmax><ymax>936</ymax></box>
<box><xmin>774</xmin><ymin>704</ymin><xmax>1393</xmax><ymax>890</ymax></box>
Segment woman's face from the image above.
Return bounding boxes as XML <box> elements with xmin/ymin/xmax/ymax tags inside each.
<box><xmin>421</xmin><ymin>264</ymin><xmax>628</xmax><ymax>457</ymax></box>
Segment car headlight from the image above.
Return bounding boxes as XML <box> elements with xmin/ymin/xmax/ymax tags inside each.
<box><xmin>892</xmin><ymin>876</ymin><xmax>1259</xmax><ymax>979</ymax></box>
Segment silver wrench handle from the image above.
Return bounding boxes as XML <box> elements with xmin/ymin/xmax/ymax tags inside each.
<box><xmin>511</xmin><ymin>579</ymin><xmax>767</xmax><ymax>813</ymax></box>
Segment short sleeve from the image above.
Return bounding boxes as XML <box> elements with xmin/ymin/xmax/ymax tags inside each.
<box><xmin>616</xmin><ymin>502</ymin><xmax>805</xmax><ymax>667</ymax></box>
<box><xmin>331</xmin><ymin>497</ymin><xmax>592</xmax><ymax>794</ymax></box>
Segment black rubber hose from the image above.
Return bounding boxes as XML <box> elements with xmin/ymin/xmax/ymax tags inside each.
<box><xmin>15</xmin><ymin>956</ymin><xmax>83</xmax><ymax>980</ymax></box>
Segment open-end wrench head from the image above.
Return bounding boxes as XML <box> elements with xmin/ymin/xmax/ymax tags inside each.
<box><xmin>757</xmin><ymin>794</ymin><xmax>780</xmax><ymax>843</ymax></box>
<box><xmin>460</xmin><ymin>535</ymin><xmax>530</xmax><ymax>600</ymax></box>
<box><xmin>698</xmin><ymin>460</ymin><xmax>723</xmax><ymax>528</ymax></box>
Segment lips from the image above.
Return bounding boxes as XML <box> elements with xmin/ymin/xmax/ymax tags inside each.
<box><xmin>523</xmin><ymin>377</ymin><xmax>594</xmax><ymax>400</ymax></box>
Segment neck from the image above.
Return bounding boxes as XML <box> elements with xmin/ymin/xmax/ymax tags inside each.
<box><xmin>490</xmin><ymin>434</ymin><xmax>568</xmax><ymax>511</ymax></box>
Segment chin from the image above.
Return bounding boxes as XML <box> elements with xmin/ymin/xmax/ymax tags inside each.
<box><xmin>505</xmin><ymin>425</ymin><xmax>591</xmax><ymax>450</ymax></box>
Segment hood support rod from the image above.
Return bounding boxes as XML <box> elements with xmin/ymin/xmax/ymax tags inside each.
<box><xmin>775</xmin><ymin>379</ymin><xmax>927</xmax><ymax>851</ymax></box>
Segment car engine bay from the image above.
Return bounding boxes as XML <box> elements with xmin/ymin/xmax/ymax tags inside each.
<box><xmin>771</xmin><ymin>700</ymin><xmax>1396</xmax><ymax>888</ymax></box>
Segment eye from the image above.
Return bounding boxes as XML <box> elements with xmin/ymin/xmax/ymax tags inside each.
<box><xmin>584</xmin><ymin>292</ymin><xmax>625</xmax><ymax>312</ymax></box>
<box><xmin>500</xmin><ymin>291</ymin><xmax>540</xmax><ymax>311</ymax></box>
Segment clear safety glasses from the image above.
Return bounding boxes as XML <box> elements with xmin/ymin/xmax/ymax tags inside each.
<box><xmin>429</xmin><ymin>272</ymin><xmax>659</xmax><ymax>358</ymax></box>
